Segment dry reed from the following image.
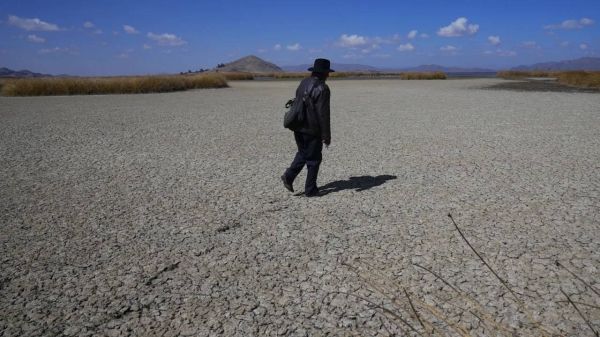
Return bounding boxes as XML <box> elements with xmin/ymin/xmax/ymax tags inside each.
<box><xmin>555</xmin><ymin>71</ymin><xmax>600</xmax><ymax>88</ymax></box>
<box><xmin>326</xmin><ymin>214</ymin><xmax>599</xmax><ymax>336</ymax></box>
<box><xmin>1</xmin><ymin>74</ymin><xmax>228</xmax><ymax>96</ymax></box>
<box><xmin>402</xmin><ymin>72</ymin><xmax>447</xmax><ymax>80</ymax></box>
<box><xmin>497</xmin><ymin>70</ymin><xmax>600</xmax><ymax>88</ymax></box>
<box><xmin>496</xmin><ymin>71</ymin><xmax>560</xmax><ymax>77</ymax></box>
<box><xmin>221</xmin><ymin>73</ymin><xmax>254</xmax><ymax>80</ymax></box>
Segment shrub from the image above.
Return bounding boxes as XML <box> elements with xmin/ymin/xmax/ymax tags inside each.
<box><xmin>1</xmin><ymin>74</ymin><xmax>228</xmax><ymax>96</ymax></box>
<box><xmin>497</xmin><ymin>70</ymin><xmax>600</xmax><ymax>88</ymax></box>
<box><xmin>496</xmin><ymin>71</ymin><xmax>560</xmax><ymax>77</ymax></box>
<box><xmin>402</xmin><ymin>72</ymin><xmax>446</xmax><ymax>80</ymax></box>
<box><xmin>222</xmin><ymin>73</ymin><xmax>254</xmax><ymax>81</ymax></box>
<box><xmin>555</xmin><ymin>71</ymin><xmax>600</xmax><ymax>88</ymax></box>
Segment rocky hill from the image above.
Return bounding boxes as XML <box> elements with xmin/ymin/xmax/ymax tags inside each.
<box><xmin>510</xmin><ymin>57</ymin><xmax>600</xmax><ymax>71</ymax></box>
<box><xmin>0</xmin><ymin>67</ymin><xmax>74</xmax><ymax>78</ymax></box>
<box><xmin>213</xmin><ymin>55</ymin><xmax>284</xmax><ymax>73</ymax></box>
<box><xmin>0</xmin><ymin>67</ymin><xmax>54</xmax><ymax>78</ymax></box>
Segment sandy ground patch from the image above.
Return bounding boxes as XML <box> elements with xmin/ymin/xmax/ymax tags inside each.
<box><xmin>1</xmin><ymin>78</ymin><xmax>599</xmax><ymax>336</ymax></box>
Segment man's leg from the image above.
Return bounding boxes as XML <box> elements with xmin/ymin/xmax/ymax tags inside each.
<box><xmin>284</xmin><ymin>131</ymin><xmax>307</xmax><ymax>183</ymax></box>
<box><xmin>303</xmin><ymin>133</ymin><xmax>323</xmax><ymax>196</ymax></box>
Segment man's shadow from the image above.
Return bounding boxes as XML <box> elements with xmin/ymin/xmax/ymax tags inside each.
<box><xmin>320</xmin><ymin>175</ymin><xmax>397</xmax><ymax>194</ymax></box>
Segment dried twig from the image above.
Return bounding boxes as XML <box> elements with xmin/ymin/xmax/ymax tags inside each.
<box><xmin>413</xmin><ymin>263</ymin><xmax>511</xmax><ymax>336</ymax></box>
<box><xmin>447</xmin><ymin>213</ymin><xmax>548</xmax><ymax>337</ymax></box>
<box><xmin>323</xmin><ymin>291</ymin><xmax>423</xmax><ymax>336</ymax></box>
<box><xmin>556</xmin><ymin>261</ymin><xmax>600</xmax><ymax>297</ymax></box>
<box><xmin>404</xmin><ymin>288</ymin><xmax>431</xmax><ymax>337</ymax></box>
<box><xmin>561</xmin><ymin>288</ymin><xmax>599</xmax><ymax>337</ymax></box>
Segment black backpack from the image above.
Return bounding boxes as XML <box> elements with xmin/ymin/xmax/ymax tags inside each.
<box><xmin>283</xmin><ymin>85</ymin><xmax>315</xmax><ymax>130</ymax></box>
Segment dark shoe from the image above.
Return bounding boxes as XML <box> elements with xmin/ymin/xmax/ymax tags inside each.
<box><xmin>304</xmin><ymin>191</ymin><xmax>324</xmax><ymax>197</ymax></box>
<box><xmin>281</xmin><ymin>175</ymin><xmax>294</xmax><ymax>193</ymax></box>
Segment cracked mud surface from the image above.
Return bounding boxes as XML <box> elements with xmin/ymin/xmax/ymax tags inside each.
<box><xmin>1</xmin><ymin>78</ymin><xmax>599</xmax><ymax>336</ymax></box>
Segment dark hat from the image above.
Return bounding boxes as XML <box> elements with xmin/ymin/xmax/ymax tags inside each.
<box><xmin>308</xmin><ymin>58</ymin><xmax>335</xmax><ymax>73</ymax></box>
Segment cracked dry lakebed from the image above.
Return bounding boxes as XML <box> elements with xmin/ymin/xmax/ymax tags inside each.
<box><xmin>1</xmin><ymin>78</ymin><xmax>599</xmax><ymax>336</ymax></box>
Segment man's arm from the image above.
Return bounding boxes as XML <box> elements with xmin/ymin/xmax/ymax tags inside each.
<box><xmin>315</xmin><ymin>85</ymin><xmax>331</xmax><ymax>143</ymax></box>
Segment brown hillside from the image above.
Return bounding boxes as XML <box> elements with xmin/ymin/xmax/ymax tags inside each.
<box><xmin>213</xmin><ymin>55</ymin><xmax>284</xmax><ymax>73</ymax></box>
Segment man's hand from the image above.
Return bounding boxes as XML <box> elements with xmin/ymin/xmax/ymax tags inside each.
<box><xmin>323</xmin><ymin>138</ymin><xmax>331</xmax><ymax>146</ymax></box>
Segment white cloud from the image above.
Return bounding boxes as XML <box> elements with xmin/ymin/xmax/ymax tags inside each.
<box><xmin>397</xmin><ymin>43</ymin><xmax>414</xmax><ymax>51</ymax></box>
<box><xmin>308</xmin><ymin>48</ymin><xmax>321</xmax><ymax>53</ymax></box>
<box><xmin>420</xmin><ymin>33</ymin><xmax>429</xmax><ymax>38</ymax></box>
<box><xmin>142</xmin><ymin>44</ymin><xmax>152</xmax><ymax>50</ymax></box>
<box><xmin>273</xmin><ymin>44</ymin><xmax>281</xmax><ymax>51</ymax></box>
<box><xmin>38</xmin><ymin>47</ymin><xmax>68</xmax><ymax>54</ymax></box>
<box><xmin>112</xmin><ymin>31</ymin><xmax>119</xmax><ymax>36</ymax></box>
<box><xmin>362</xmin><ymin>49</ymin><xmax>371</xmax><ymax>54</ymax></box>
<box><xmin>287</xmin><ymin>43</ymin><xmax>301</xmax><ymax>51</ymax></box>
<box><xmin>481</xmin><ymin>50</ymin><xmax>493</xmax><ymax>55</ymax></box>
<box><xmin>580</xmin><ymin>18</ymin><xmax>595</xmax><ymax>26</ymax></box>
<box><xmin>440</xmin><ymin>45</ymin><xmax>459</xmax><ymax>51</ymax></box>
<box><xmin>123</xmin><ymin>25</ymin><xmax>139</xmax><ymax>34</ymax></box>
<box><xmin>99</xmin><ymin>42</ymin><xmax>109</xmax><ymax>46</ymax></box>
<box><xmin>519</xmin><ymin>41</ymin><xmax>540</xmax><ymax>49</ymax></box>
<box><xmin>407</xmin><ymin>30</ymin><xmax>418</xmax><ymax>39</ymax></box>
<box><xmin>162</xmin><ymin>50</ymin><xmax>172</xmax><ymax>54</ymax></box>
<box><xmin>116</xmin><ymin>53</ymin><xmax>129</xmax><ymax>58</ymax></box>
<box><xmin>125</xmin><ymin>48</ymin><xmax>134</xmax><ymax>52</ymax></box>
<box><xmin>544</xmin><ymin>18</ymin><xmax>595</xmax><ymax>29</ymax></box>
<box><xmin>488</xmin><ymin>36</ymin><xmax>501</xmax><ymax>45</ymax></box>
<box><xmin>8</xmin><ymin>15</ymin><xmax>61</xmax><ymax>31</ymax></box>
<box><xmin>372</xmin><ymin>54</ymin><xmax>391</xmax><ymax>59</ymax></box>
<box><xmin>337</xmin><ymin>34</ymin><xmax>368</xmax><ymax>47</ymax></box>
<box><xmin>92</xmin><ymin>29</ymin><xmax>103</xmax><ymax>35</ymax></box>
<box><xmin>27</xmin><ymin>34</ymin><xmax>45</xmax><ymax>43</ymax></box>
<box><xmin>561</xmin><ymin>41</ymin><xmax>570</xmax><ymax>47</ymax></box>
<box><xmin>437</xmin><ymin>17</ymin><xmax>479</xmax><ymax>37</ymax></box>
<box><xmin>83</xmin><ymin>21</ymin><xmax>94</xmax><ymax>28</ymax></box>
<box><xmin>147</xmin><ymin>32</ymin><xmax>187</xmax><ymax>46</ymax></box>
<box><xmin>580</xmin><ymin>43</ymin><xmax>588</xmax><ymax>50</ymax></box>
<box><xmin>257</xmin><ymin>49</ymin><xmax>267</xmax><ymax>53</ymax></box>
<box><xmin>336</xmin><ymin>34</ymin><xmax>399</xmax><ymax>50</ymax></box>
<box><xmin>342</xmin><ymin>54</ymin><xmax>363</xmax><ymax>59</ymax></box>
<box><xmin>497</xmin><ymin>49</ymin><xmax>517</xmax><ymax>57</ymax></box>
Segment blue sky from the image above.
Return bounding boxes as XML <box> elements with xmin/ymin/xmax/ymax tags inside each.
<box><xmin>0</xmin><ymin>0</ymin><xmax>598</xmax><ymax>76</ymax></box>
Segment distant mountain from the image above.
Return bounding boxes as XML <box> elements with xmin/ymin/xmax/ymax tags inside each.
<box><xmin>280</xmin><ymin>62</ymin><xmax>495</xmax><ymax>73</ymax></box>
<box><xmin>510</xmin><ymin>57</ymin><xmax>600</xmax><ymax>71</ymax></box>
<box><xmin>212</xmin><ymin>55</ymin><xmax>284</xmax><ymax>73</ymax></box>
<box><xmin>0</xmin><ymin>67</ymin><xmax>55</xmax><ymax>78</ymax></box>
<box><xmin>398</xmin><ymin>64</ymin><xmax>496</xmax><ymax>72</ymax></box>
<box><xmin>281</xmin><ymin>63</ymin><xmax>379</xmax><ymax>72</ymax></box>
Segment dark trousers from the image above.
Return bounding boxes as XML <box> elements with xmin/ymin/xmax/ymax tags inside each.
<box><xmin>284</xmin><ymin>131</ymin><xmax>323</xmax><ymax>195</ymax></box>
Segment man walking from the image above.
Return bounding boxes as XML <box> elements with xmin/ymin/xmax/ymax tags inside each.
<box><xmin>281</xmin><ymin>58</ymin><xmax>333</xmax><ymax>197</ymax></box>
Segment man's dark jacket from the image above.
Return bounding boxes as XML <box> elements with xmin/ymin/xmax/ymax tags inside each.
<box><xmin>294</xmin><ymin>76</ymin><xmax>331</xmax><ymax>140</ymax></box>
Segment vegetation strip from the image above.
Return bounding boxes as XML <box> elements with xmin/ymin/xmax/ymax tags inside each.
<box><xmin>1</xmin><ymin>74</ymin><xmax>228</xmax><ymax>96</ymax></box>
<box><xmin>497</xmin><ymin>70</ymin><xmax>600</xmax><ymax>88</ymax></box>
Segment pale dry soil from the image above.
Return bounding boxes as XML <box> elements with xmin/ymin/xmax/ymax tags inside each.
<box><xmin>1</xmin><ymin>79</ymin><xmax>599</xmax><ymax>336</ymax></box>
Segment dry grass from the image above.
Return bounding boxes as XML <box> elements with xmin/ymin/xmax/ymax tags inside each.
<box><xmin>326</xmin><ymin>214</ymin><xmax>600</xmax><ymax>336</ymax></box>
<box><xmin>402</xmin><ymin>72</ymin><xmax>447</xmax><ymax>80</ymax></box>
<box><xmin>496</xmin><ymin>70</ymin><xmax>560</xmax><ymax>77</ymax></box>
<box><xmin>1</xmin><ymin>74</ymin><xmax>228</xmax><ymax>96</ymax></box>
<box><xmin>497</xmin><ymin>70</ymin><xmax>600</xmax><ymax>88</ymax></box>
<box><xmin>555</xmin><ymin>71</ymin><xmax>600</xmax><ymax>88</ymax></box>
<box><xmin>221</xmin><ymin>73</ymin><xmax>254</xmax><ymax>81</ymax></box>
